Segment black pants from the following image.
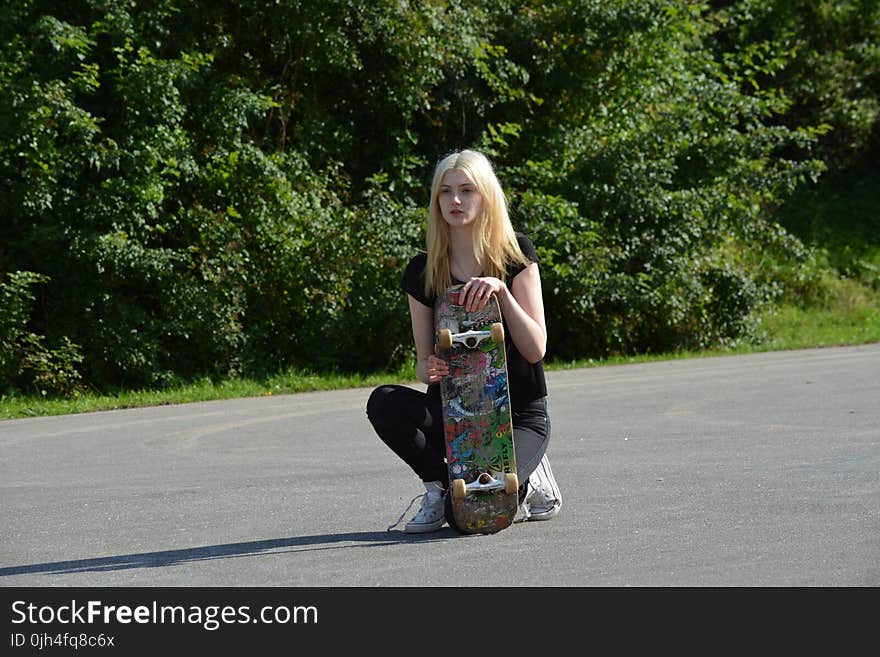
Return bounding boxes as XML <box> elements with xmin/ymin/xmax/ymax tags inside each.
<box><xmin>366</xmin><ymin>383</ymin><xmax>551</xmax><ymax>487</ymax></box>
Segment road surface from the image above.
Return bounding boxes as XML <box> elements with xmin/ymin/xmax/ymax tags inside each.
<box><xmin>2</xmin><ymin>344</ymin><xmax>878</xmax><ymax>586</ymax></box>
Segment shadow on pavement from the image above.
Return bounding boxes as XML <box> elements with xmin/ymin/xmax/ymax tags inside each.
<box><xmin>0</xmin><ymin>529</ymin><xmax>458</xmax><ymax>577</ymax></box>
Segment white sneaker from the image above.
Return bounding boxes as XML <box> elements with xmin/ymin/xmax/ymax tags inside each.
<box><xmin>387</xmin><ymin>481</ymin><xmax>446</xmax><ymax>533</ymax></box>
<box><xmin>523</xmin><ymin>455</ymin><xmax>561</xmax><ymax>521</ymax></box>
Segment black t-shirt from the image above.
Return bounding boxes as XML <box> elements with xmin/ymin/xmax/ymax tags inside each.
<box><xmin>402</xmin><ymin>233</ymin><xmax>548</xmax><ymax>411</ymax></box>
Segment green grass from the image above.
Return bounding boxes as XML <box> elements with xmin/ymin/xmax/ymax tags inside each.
<box><xmin>758</xmin><ymin>299</ymin><xmax>880</xmax><ymax>351</ymax></box>
<box><xmin>543</xmin><ymin>293</ymin><xmax>880</xmax><ymax>371</ymax></box>
<box><xmin>0</xmin><ymin>365</ymin><xmax>417</xmax><ymax>420</ymax></box>
<box><xmin>3</xmin><ymin>291</ymin><xmax>878</xmax><ymax>421</ymax></box>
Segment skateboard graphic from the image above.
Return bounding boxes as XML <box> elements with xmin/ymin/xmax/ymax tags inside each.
<box><xmin>435</xmin><ymin>285</ymin><xmax>518</xmax><ymax>534</ymax></box>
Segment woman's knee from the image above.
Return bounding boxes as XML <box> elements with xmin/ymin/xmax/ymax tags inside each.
<box><xmin>366</xmin><ymin>385</ymin><xmax>396</xmax><ymax>422</ymax></box>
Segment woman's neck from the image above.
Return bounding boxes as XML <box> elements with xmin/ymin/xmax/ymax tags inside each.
<box><xmin>448</xmin><ymin>226</ymin><xmax>481</xmax><ymax>281</ymax></box>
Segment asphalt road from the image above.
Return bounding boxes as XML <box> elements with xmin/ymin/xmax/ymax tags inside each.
<box><xmin>1</xmin><ymin>344</ymin><xmax>878</xmax><ymax>587</ymax></box>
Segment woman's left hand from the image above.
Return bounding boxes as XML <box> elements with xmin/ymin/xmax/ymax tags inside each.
<box><xmin>459</xmin><ymin>276</ymin><xmax>504</xmax><ymax>312</ymax></box>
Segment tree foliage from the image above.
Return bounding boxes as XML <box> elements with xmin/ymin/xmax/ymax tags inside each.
<box><xmin>709</xmin><ymin>0</ymin><xmax>880</xmax><ymax>169</ymax></box>
<box><xmin>1</xmin><ymin>0</ymin><xmax>876</xmax><ymax>395</ymax></box>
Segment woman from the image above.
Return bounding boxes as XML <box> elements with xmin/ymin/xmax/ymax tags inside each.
<box><xmin>367</xmin><ymin>149</ymin><xmax>561</xmax><ymax>533</ymax></box>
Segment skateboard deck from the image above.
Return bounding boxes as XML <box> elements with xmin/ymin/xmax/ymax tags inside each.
<box><xmin>435</xmin><ymin>285</ymin><xmax>518</xmax><ymax>534</ymax></box>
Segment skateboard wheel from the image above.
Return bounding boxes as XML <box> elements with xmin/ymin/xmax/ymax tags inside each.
<box><xmin>490</xmin><ymin>322</ymin><xmax>504</xmax><ymax>344</ymax></box>
<box><xmin>452</xmin><ymin>478</ymin><xmax>467</xmax><ymax>501</ymax></box>
<box><xmin>505</xmin><ymin>473</ymin><xmax>518</xmax><ymax>495</ymax></box>
<box><xmin>438</xmin><ymin>328</ymin><xmax>453</xmax><ymax>350</ymax></box>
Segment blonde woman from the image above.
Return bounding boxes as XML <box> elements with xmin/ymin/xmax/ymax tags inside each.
<box><xmin>367</xmin><ymin>150</ymin><xmax>561</xmax><ymax>533</ymax></box>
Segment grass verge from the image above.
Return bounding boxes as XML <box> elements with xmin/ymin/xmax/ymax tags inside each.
<box><xmin>3</xmin><ymin>296</ymin><xmax>878</xmax><ymax>421</ymax></box>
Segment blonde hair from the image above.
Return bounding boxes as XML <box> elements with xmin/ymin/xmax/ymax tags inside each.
<box><xmin>425</xmin><ymin>149</ymin><xmax>529</xmax><ymax>296</ymax></box>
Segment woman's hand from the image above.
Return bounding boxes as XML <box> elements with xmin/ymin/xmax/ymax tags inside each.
<box><xmin>423</xmin><ymin>350</ymin><xmax>449</xmax><ymax>384</ymax></box>
<box><xmin>459</xmin><ymin>276</ymin><xmax>505</xmax><ymax>312</ymax></box>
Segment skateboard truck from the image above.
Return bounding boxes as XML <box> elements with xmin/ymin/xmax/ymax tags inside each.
<box><xmin>451</xmin><ymin>471</ymin><xmax>519</xmax><ymax>501</ymax></box>
<box><xmin>438</xmin><ymin>323</ymin><xmax>504</xmax><ymax>350</ymax></box>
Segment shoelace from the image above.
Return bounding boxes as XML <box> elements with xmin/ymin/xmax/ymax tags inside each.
<box><xmin>513</xmin><ymin>479</ymin><xmax>534</xmax><ymax>523</ymax></box>
<box><xmin>386</xmin><ymin>492</ymin><xmax>426</xmax><ymax>532</ymax></box>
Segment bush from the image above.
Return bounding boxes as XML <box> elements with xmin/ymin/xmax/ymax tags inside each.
<box><xmin>708</xmin><ymin>0</ymin><xmax>880</xmax><ymax>170</ymax></box>
<box><xmin>0</xmin><ymin>0</ymin><xmax>872</xmax><ymax>397</ymax></box>
<box><xmin>0</xmin><ymin>271</ymin><xmax>84</xmax><ymax>396</ymax></box>
<box><xmin>499</xmin><ymin>1</ymin><xmax>823</xmax><ymax>357</ymax></box>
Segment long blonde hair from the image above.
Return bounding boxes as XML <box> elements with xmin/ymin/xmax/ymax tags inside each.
<box><xmin>425</xmin><ymin>150</ymin><xmax>529</xmax><ymax>296</ymax></box>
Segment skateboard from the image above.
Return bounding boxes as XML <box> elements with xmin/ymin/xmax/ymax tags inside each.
<box><xmin>435</xmin><ymin>285</ymin><xmax>518</xmax><ymax>534</ymax></box>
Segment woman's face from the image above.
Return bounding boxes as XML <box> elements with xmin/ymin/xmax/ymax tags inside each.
<box><xmin>437</xmin><ymin>169</ymin><xmax>482</xmax><ymax>229</ymax></box>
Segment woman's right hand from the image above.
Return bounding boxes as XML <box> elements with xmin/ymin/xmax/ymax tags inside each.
<box><xmin>421</xmin><ymin>350</ymin><xmax>449</xmax><ymax>384</ymax></box>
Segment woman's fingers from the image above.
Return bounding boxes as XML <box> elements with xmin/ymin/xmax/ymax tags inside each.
<box><xmin>427</xmin><ymin>354</ymin><xmax>449</xmax><ymax>382</ymax></box>
<box><xmin>459</xmin><ymin>277</ymin><xmax>498</xmax><ymax>311</ymax></box>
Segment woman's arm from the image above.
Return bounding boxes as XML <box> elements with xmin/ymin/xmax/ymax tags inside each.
<box><xmin>457</xmin><ymin>262</ymin><xmax>547</xmax><ymax>363</ymax></box>
<box><xmin>408</xmin><ymin>294</ymin><xmax>449</xmax><ymax>384</ymax></box>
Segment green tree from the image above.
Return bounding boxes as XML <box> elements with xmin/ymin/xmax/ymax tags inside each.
<box><xmin>709</xmin><ymin>0</ymin><xmax>880</xmax><ymax>169</ymax></box>
<box><xmin>491</xmin><ymin>1</ymin><xmax>824</xmax><ymax>357</ymax></box>
<box><xmin>1</xmin><ymin>0</ymin><xmax>872</xmax><ymax>396</ymax></box>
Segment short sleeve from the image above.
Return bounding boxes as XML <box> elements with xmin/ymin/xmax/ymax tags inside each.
<box><xmin>402</xmin><ymin>252</ymin><xmax>434</xmax><ymax>307</ymax></box>
<box><xmin>506</xmin><ymin>233</ymin><xmax>539</xmax><ymax>283</ymax></box>
<box><xmin>517</xmin><ymin>233</ymin><xmax>539</xmax><ymax>264</ymax></box>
